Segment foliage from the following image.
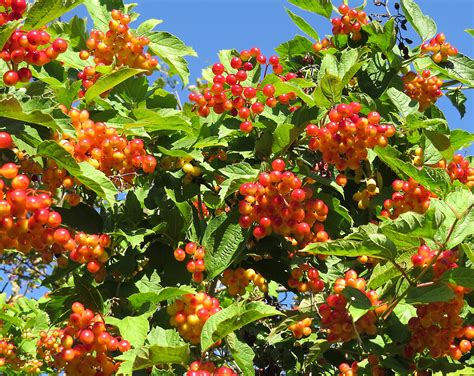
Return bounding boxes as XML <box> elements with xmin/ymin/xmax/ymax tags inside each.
<box><xmin>0</xmin><ymin>0</ymin><xmax>472</xmax><ymax>375</ymax></box>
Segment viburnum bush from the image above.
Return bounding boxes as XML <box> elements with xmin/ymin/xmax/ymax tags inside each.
<box><xmin>0</xmin><ymin>0</ymin><xmax>472</xmax><ymax>375</ymax></box>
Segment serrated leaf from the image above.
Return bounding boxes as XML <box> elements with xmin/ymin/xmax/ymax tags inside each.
<box><xmin>203</xmin><ymin>210</ymin><xmax>248</xmax><ymax>278</ymax></box>
<box><xmin>227</xmin><ymin>333</ymin><xmax>255</xmax><ymax>376</ymax></box>
<box><xmin>285</xmin><ymin>8</ymin><xmax>319</xmax><ymax>40</ymax></box>
<box><xmin>85</xmin><ymin>67</ymin><xmax>145</xmax><ymax>102</ymax></box>
<box><xmin>0</xmin><ymin>20</ymin><xmax>22</xmax><ymax>49</ymax></box>
<box><xmin>437</xmin><ymin>54</ymin><xmax>474</xmax><ymax>86</ymax></box>
<box><xmin>466</xmin><ymin>29</ymin><xmax>474</xmax><ymax>37</ymax></box>
<box><xmin>147</xmin><ymin>31</ymin><xmax>196</xmax><ymax>85</ymax></box>
<box><xmin>301</xmin><ymin>232</ymin><xmax>396</xmax><ymax>260</ymax></box>
<box><xmin>84</xmin><ymin>0</ymin><xmax>124</xmax><ymax>29</ymax></box>
<box><xmin>450</xmin><ymin>129</ymin><xmax>474</xmax><ymax>151</ymax></box>
<box><xmin>73</xmin><ymin>274</ymin><xmax>104</xmax><ymax>313</ymax></box>
<box><xmin>365</xmin><ymin>18</ymin><xmax>396</xmax><ymax>52</ymax></box>
<box><xmin>374</xmin><ymin>145</ymin><xmax>451</xmax><ymax>198</ymax></box>
<box><xmin>54</xmin><ymin>203</ymin><xmax>104</xmax><ymax>234</ymax></box>
<box><xmin>106</xmin><ymin>314</ymin><xmax>150</xmax><ymax>347</ymax></box>
<box><xmin>0</xmin><ymin>96</ymin><xmax>75</xmax><ymax>135</ymax></box>
<box><xmin>400</xmin><ymin>0</ymin><xmax>436</xmax><ymax>40</ymax></box>
<box><xmin>288</xmin><ymin>0</ymin><xmax>332</xmax><ymax>18</ymax></box>
<box><xmin>117</xmin><ymin>327</ymin><xmax>189</xmax><ymax>373</ymax></box>
<box><xmin>405</xmin><ymin>282</ymin><xmax>455</xmax><ymax>304</ymax></box>
<box><xmin>37</xmin><ymin>141</ymin><xmax>117</xmax><ymax>204</ymax></box>
<box><xmin>24</xmin><ymin>0</ymin><xmax>84</xmax><ymax>30</ymax></box>
<box><xmin>200</xmin><ymin>301</ymin><xmax>281</xmax><ymax>351</ymax></box>
<box><xmin>446</xmin><ymin>90</ymin><xmax>467</xmax><ymax>118</ymax></box>
<box><xmin>136</xmin><ymin>19</ymin><xmax>163</xmax><ymax>35</ymax></box>
<box><xmin>130</xmin><ymin>108</ymin><xmax>192</xmax><ymax>134</ymax></box>
<box><xmin>386</xmin><ymin>87</ymin><xmax>418</xmax><ymax>117</ymax></box>
<box><xmin>128</xmin><ymin>286</ymin><xmax>195</xmax><ymax>310</ymax></box>
<box><xmin>442</xmin><ymin>267</ymin><xmax>474</xmax><ymax>289</ymax></box>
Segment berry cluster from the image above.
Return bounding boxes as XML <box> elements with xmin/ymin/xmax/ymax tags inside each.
<box><xmin>331</xmin><ymin>4</ymin><xmax>369</xmax><ymax>41</ymax></box>
<box><xmin>167</xmin><ymin>293</ymin><xmax>221</xmax><ymax>344</ymax></box>
<box><xmin>57</xmin><ymin>107</ymin><xmax>156</xmax><ymax>185</ymax></box>
<box><xmin>187</xmin><ymin>361</ymin><xmax>238</xmax><ymax>376</ymax></box>
<box><xmin>0</xmin><ymin>338</ymin><xmax>17</xmax><ymax>368</ymax></box>
<box><xmin>287</xmin><ymin>263</ymin><xmax>325</xmax><ymax>293</ymax></box>
<box><xmin>0</xmin><ymin>166</ymin><xmax>66</xmax><ymax>258</ymax></box>
<box><xmin>78</xmin><ymin>9</ymin><xmax>158</xmax><ymax>97</ymax></box>
<box><xmin>338</xmin><ymin>362</ymin><xmax>359</xmax><ymax>376</ymax></box>
<box><xmin>413</xmin><ymin>147</ymin><xmax>423</xmax><ymax>166</ymax></box>
<box><xmin>288</xmin><ymin>317</ymin><xmax>313</xmax><ymax>339</ymax></box>
<box><xmin>188</xmin><ymin>48</ymin><xmax>298</xmax><ymax>133</ymax></box>
<box><xmin>411</xmin><ymin>245</ymin><xmax>459</xmax><ymax>278</ymax></box>
<box><xmin>37</xmin><ymin>302</ymin><xmax>130</xmax><ymax>376</ymax></box>
<box><xmin>319</xmin><ymin>270</ymin><xmax>386</xmax><ymax>342</ymax></box>
<box><xmin>238</xmin><ymin>159</ymin><xmax>330</xmax><ymax>246</ymax></box>
<box><xmin>182</xmin><ymin>161</ymin><xmax>202</xmax><ymax>185</ymax></box>
<box><xmin>306</xmin><ymin>103</ymin><xmax>395</xmax><ymax>171</ymax></box>
<box><xmin>221</xmin><ymin>267</ymin><xmax>268</xmax><ymax>296</ymax></box>
<box><xmin>405</xmin><ymin>285</ymin><xmax>472</xmax><ymax>359</ymax></box>
<box><xmin>367</xmin><ymin>355</ymin><xmax>386</xmax><ymax>376</ymax></box>
<box><xmin>403</xmin><ymin>70</ymin><xmax>443</xmax><ymax>111</ymax></box>
<box><xmin>352</xmin><ymin>178</ymin><xmax>379</xmax><ymax>210</ymax></box>
<box><xmin>0</xmin><ymin>0</ymin><xmax>27</xmax><ymax>22</ymax></box>
<box><xmin>1</xmin><ymin>24</ymin><xmax>68</xmax><ymax>85</ymax></box>
<box><xmin>381</xmin><ymin>178</ymin><xmax>433</xmax><ymax>219</ymax></box>
<box><xmin>173</xmin><ymin>242</ymin><xmax>206</xmax><ymax>283</ymax></box>
<box><xmin>67</xmin><ymin>232</ymin><xmax>111</xmax><ymax>280</ymax></box>
<box><xmin>421</xmin><ymin>33</ymin><xmax>458</xmax><ymax>63</ymax></box>
<box><xmin>312</xmin><ymin>38</ymin><xmax>334</xmax><ymax>53</ymax></box>
<box><xmin>445</xmin><ymin>154</ymin><xmax>474</xmax><ymax>188</ymax></box>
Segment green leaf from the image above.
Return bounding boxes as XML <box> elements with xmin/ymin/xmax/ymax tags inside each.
<box><xmin>342</xmin><ymin>286</ymin><xmax>372</xmax><ymax>310</ymax></box>
<box><xmin>405</xmin><ymin>282</ymin><xmax>455</xmax><ymax>304</ymax></box>
<box><xmin>466</xmin><ymin>29</ymin><xmax>474</xmax><ymax>37</ymax></box>
<box><xmin>275</xmin><ymin>35</ymin><xmax>313</xmax><ymax>61</ymax></box>
<box><xmin>285</xmin><ymin>8</ymin><xmax>319</xmax><ymax>40</ymax></box>
<box><xmin>386</xmin><ymin>87</ymin><xmax>418</xmax><ymax>117</ymax></box>
<box><xmin>365</xmin><ymin>18</ymin><xmax>396</xmax><ymax>52</ymax></box>
<box><xmin>136</xmin><ymin>19</ymin><xmax>163</xmax><ymax>35</ymax></box>
<box><xmin>0</xmin><ymin>20</ymin><xmax>22</xmax><ymax>49</ymax></box>
<box><xmin>301</xmin><ymin>232</ymin><xmax>397</xmax><ymax>260</ymax></box>
<box><xmin>446</xmin><ymin>90</ymin><xmax>467</xmax><ymax>118</ymax></box>
<box><xmin>85</xmin><ymin>67</ymin><xmax>145</xmax><ymax>102</ymax></box>
<box><xmin>400</xmin><ymin>0</ymin><xmax>436</xmax><ymax>40</ymax></box>
<box><xmin>128</xmin><ymin>286</ymin><xmax>195</xmax><ymax>310</ymax></box>
<box><xmin>273</xmin><ymin>79</ymin><xmax>316</xmax><ymax>106</ymax></box>
<box><xmin>442</xmin><ymin>267</ymin><xmax>474</xmax><ymax>289</ymax></box>
<box><xmin>203</xmin><ymin>210</ymin><xmax>248</xmax><ymax>279</ymax></box>
<box><xmin>380</xmin><ymin>211</ymin><xmax>437</xmax><ymax>248</ymax></box>
<box><xmin>84</xmin><ymin>0</ymin><xmax>124</xmax><ymax>29</ymax></box>
<box><xmin>106</xmin><ymin>313</ymin><xmax>150</xmax><ymax>347</ymax></box>
<box><xmin>0</xmin><ymin>96</ymin><xmax>75</xmax><ymax>135</ymax></box>
<box><xmin>37</xmin><ymin>141</ymin><xmax>117</xmax><ymax>204</ymax></box>
<box><xmin>24</xmin><ymin>0</ymin><xmax>84</xmax><ymax>30</ymax></box>
<box><xmin>227</xmin><ymin>333</ymin><xmax>255</xmax><ymax>376</ymax></box>
<box><xmin>130</xmin><ymin>108</ymin><xmax>192</xmax><ymax>134</ymax></box>
<box><xmin>117</xmin><ymin>327</ymin><xmax>189</xmax><ymax>373</ymax></box>
<box><xmin>73</xmin><ymin>274</ymin><xmax>104</xmax><ymax>313</ymax></box>
<box><xmin>200</xmin><ymin>301</ymin><xmax>281</xmax><ymax>351</ymax></box>
<box><xmin>288</xmin><ymin>0</ymin><xmax>332</xmax><ymax>18</ymax></box>
<box><xmin>450</xmin><ymin>129</ymin><xmax>474</xmax><ymax>151</ymax></box>
<box><xmin>437</xmin><ymin>54</ymin><xmax>474</xmax><ymax>86</ymax></box>
<box><xmin>54</xmin><ymin>203</ymin><xmax>103</xmax><ymax>234</ymax></box>
<box><xmin>374</xmin><ymin>145</ymin><xmax>451</xmax><ymax>198</ymax></box>
<box><xmin>423</xmin><ymin>129</ymin><xmax>454</xmax><ymax>161</ymax></box>
<box><xmin>147</xmin><ymin>31</ymin><xmax>197</xmax><ymax>85</ymax></box>
<box><xmin>447</xmin><ymin>199</ymin><xmax>474</xmax><ymax>249</ymax></box>
<box><xmin>357</xmin><ymin>53</ymin><xmax>397</xmax><ymax>99</ymax></box>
